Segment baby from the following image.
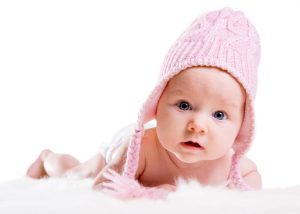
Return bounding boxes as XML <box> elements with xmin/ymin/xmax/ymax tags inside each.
<box><xmin>26</xmin><ymin>8</ymin><xmax>262</xmax><ymax>199</ymax></box>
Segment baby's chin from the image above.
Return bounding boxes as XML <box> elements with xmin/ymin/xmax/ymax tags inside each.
<box><xmin>171</xmin><ymin>152</ymin><xmax>207</xmax><ymax>165</ymax></box>
<box><xmin>172</xmin><ymin>150</ymin><xmax>230</xmax><ymax>165</ymax></box>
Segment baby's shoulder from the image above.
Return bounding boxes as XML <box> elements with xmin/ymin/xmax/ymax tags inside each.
<box><xmin>239</xmin><ymin>156</ymin><xmax>259</xmax><ymax>176</ymax></box>
<box><xmin>238</xmin><ymin>156</ymin><xmax>262</xmax><ymax>189</ymax></box>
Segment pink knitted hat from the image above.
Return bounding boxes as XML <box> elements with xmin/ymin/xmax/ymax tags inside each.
<box><xmin>123</xmin><ymin>7</ymin><xmax>260</xmax><ymax>190</ymax></box>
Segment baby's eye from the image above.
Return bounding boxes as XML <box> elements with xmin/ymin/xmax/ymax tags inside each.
<box><xmin>213</xmin><ymin>111</ymin><xmax>227</xmax><ymax>120</ymax></box>
<box><xmin>176</xmin><ymin>101</ymin><xmax>192</xmax><ymax>111</ymax></box>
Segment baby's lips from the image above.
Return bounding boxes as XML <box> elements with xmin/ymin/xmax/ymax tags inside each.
<box><xmin>181</xmin><ymin>141</ymin><xmax>204</xmax><ymax>149</ymax></box>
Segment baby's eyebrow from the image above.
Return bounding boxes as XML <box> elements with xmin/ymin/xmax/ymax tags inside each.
<box><xmin>169</xmin><ymin>89</ymin><xmax>240</xmax><ymax>109</ymax></box>
<box><xmin>169</xmin><ymin>89</ymin><xmax>184</xmax><ymax>95</ymax></box>
<box><xmin>170</xmin><ymin>88</ymin><xmax>185</xmax><ymax>95</ymax></box>
<box><xmin>218</xmin><ymin>99</ymin><xmax>239</xmax><ymax>109</ymax></box>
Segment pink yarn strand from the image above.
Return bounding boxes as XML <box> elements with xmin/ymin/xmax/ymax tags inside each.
<box><xmin>230</xmin><ymin>153</ymin><xmax>253</xmax><ymax>191</ymax></box>
<box><xmin>123</xmin><ymin>128</ymin><xmax>144</xmax><ymax>179</ymax></box>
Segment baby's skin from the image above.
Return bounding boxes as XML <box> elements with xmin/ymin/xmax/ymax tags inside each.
<box><xmin>27</xmin><ymin>67</ymin><xmax>262</xmax><ymax>190</ymax></box>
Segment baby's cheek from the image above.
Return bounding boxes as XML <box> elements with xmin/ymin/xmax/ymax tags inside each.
<box><xmin>210</xmin><ymin>133</ymin><xmax>233</xmax><ymax>150</ymax></box>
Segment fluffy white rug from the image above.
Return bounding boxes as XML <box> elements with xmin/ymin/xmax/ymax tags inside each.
<box><xmin>0</xmin><ymin>177</ymin><xmax>300</xmax><ymax>214</ymax></box>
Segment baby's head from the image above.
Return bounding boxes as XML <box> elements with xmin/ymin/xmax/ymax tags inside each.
<box><xmin>123</xmin><ymin>7</ymin><xmax>260</xmax><ymax>190</ymax></box>
<box><xmin>156</xmin><ymin>66</ymin><xmax>246</xmax><ymax>163</ymax></box>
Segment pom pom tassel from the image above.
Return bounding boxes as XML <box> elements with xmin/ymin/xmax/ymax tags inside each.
<box><xmin>101</xmin><ymin>169</ymin><xmax>170</xmax><ymax>200</ymax></box>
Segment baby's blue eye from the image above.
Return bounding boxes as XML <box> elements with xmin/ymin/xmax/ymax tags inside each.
<box><xmin>213</xmin><ymin>111</ymin><xmax>226</xmax><ymax>120</ymax></box>
<box><xmin>176</xmin><ymin>101</ymin><xmax>192</xmax><ymax>111</ymax></box>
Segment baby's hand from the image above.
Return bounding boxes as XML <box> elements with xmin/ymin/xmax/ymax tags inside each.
<box><xmin>93</xmin><ymin>137</ymin><xmax>129</xmax><ymax>188</ymax></box>
<box><xmin>92</xmin><ymin>163</ymin><xmax>119</xmax><ymax>188</ymax></box>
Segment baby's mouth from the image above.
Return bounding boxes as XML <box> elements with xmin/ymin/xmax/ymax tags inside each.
<box><xmin>181</xmin><ymin>141</ymin><xmax>204</xmax><ymax>149</ymax></box>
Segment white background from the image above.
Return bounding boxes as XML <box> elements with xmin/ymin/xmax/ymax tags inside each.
<box><xmin>1</xmin><ymin>0</ymin><xmax>300</xmax><ymax>188</ymax></box>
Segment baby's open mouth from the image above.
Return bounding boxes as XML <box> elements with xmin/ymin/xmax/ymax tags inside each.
<box><xmin>181</xmin><ymin>141</ymin><xmax>204</xmax><ymax>149</ymax></box>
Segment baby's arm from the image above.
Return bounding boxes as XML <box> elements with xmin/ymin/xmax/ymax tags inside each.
<box><xmin>240</xmin><ymin>157</ymin><xmax>262</xmax><ymax>189</ymax></box>
<box><xmin>93</xmin><ymin>134</ymin><xmax>174</xmax><ymax>199</ymax></box>
<box><xmin>93</xmin><ymin>134</ymin><xmax>148</xmax><ymax>187</ymax></box>
<box><xmin>93</xmin><ymin>139</ymin><xmax>129</xmax><ymax>187</ymax></box>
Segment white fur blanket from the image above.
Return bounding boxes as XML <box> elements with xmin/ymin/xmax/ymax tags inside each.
<box><xmin>0</xmin><ymin>177</ymin><xmax>300</xmax><ymax>214</ymax></box>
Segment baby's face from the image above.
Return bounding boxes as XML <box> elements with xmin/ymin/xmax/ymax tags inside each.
<box><xmin>155</xmin><ymin>66</ymin><xmax>245</xmax><ymax>164</ymax></box>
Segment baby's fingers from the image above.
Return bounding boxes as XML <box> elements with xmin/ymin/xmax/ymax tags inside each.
<box><xmin>101</xmin><ymin>181</ymin><xmax>118</xmax><ymax>190</ymax></box>
<box><xmin>93</xmin><ymin>171</ymin><xmax>107</xmax><ymax>187</ymax></box>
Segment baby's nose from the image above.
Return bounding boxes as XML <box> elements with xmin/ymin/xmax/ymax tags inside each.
<box><xmin>187</xmin><ymin>118</ymin><xmax>208</xmax><ymax>135</ymax></box>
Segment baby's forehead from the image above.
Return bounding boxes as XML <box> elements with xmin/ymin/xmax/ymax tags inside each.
<box><xmin>165</xmin><ymin>67</ymin><xmax>246</xmax><ymax>104</ymax></box>
<box><xmin>169</xmin><ymin>66</ymin><xmax>230</xmax><ymax>82</ymax></box>
<box><xmin>167</xmin><ymin>67</ymin><xmax>236</xmax><ymax>89</ymax></box>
